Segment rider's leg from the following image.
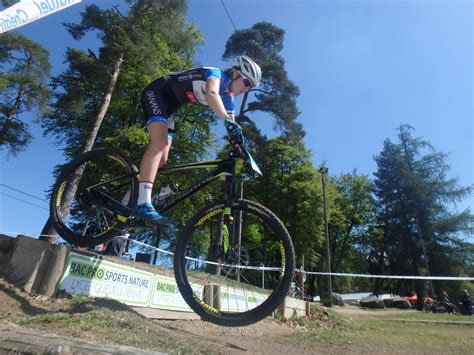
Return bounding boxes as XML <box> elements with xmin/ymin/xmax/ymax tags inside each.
<box><xmin>139</xmin><ymin>122</ymin><xmax>170</xmax><ymax>186</ymax></box>
<box><xmin>158</xmin><ymin>132</ymin><xmax>173</xmax><ymax>169</ymax></box>
<box><xmin>134</xmin><ymin>122</ymin><xmax>171</xmax><ymax>222</ymax></box>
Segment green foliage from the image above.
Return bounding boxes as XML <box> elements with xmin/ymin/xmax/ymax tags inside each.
<box><xmin>372</xmin><ymin>124</ymin><xmax>473</xmax><ymax>296</ymax></box>
<box><xmin>223</xmin><ymin>22</ymin><xmax>303</xmax><ymax>139</ymax></box>
<box><xmin>242</xmin><ymin>136</ymin><xmax>324</xmax><ymax>269</ymax></box>
<box><xmin>30</xmin><ymin>0</ymin><xmax>471</xmax><ymax>299</ymax></box>
<box><xmin>1</xmin><ymin>0</ymin><xmax>17</xmax><ymax>7</ymax></box>
<box><xmin>0</xmin><ymin>32</ymin><xmax>51</xmax><ymax>156</ymax></box>
<box><xmin>42</xmin><ymin>0</ymin><xmax>204</xmax><ymax>162</ymax></box>
<box><xmin>329</xmin><ymin>172</ymin><xmax>375</xmax><ymax>292</ymax></box>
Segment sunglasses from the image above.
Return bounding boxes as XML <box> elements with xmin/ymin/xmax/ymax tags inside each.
<box><xmin>242</xmin><ymin>77</ymin><xmax>253</xmax><ymax>88</ymax></box>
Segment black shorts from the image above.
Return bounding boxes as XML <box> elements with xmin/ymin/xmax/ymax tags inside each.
<box><xmin>141</xmin><ymin>76</ymin><xmax>181</xmax><ymax>131</ymax></box>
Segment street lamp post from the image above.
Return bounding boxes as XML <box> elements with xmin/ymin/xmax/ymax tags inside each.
<box><xmin>237</xmin><ymin>180</ymin><xmax>243</xmax><ymax>282</ymax></box>
<box><xmin>412</xmin><ymin>218</ymin><xmax>435</xmax><ymax>297</ymax></box>
<box><xmin>320</xmin><ymin>165</ymin><xmax>333</xmax><ymax>306</ymax></box>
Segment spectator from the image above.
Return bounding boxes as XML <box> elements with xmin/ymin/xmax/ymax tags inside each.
<box><xmin>460</xmin><ymin>290</ymin><xmax>472</xmax><ymax>316</ymax></box>
<box><xmin>104</xmin><ymin>235</ymin><xmax>127</xmax><ymax>256</ymax></box>
<box><xmin>439</xmin><ymin>290</ymin><xmax>456</xmax><ymax>314</ymax></box>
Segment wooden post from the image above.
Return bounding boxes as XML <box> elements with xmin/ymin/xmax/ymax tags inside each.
<box><xmin>212</xmin><ymin>285</ymin><xmax>221</xmax><ymax>310</ymax></box>
<box><xmin>299</xmin><ymin>255</ymin><xmax>305</xmax><ymax>300</ymax></box>
<box><xmin>203</xmin><ymin>284</ymin><xmax>214</xmax><ymax>307</ymax></box>
<box><xmin>203</xmin><ymin>284</ymin><xmax>221</xmax><ymax>311</ymax></box>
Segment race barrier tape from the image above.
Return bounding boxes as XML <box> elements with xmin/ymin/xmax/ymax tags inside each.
<box><xmin>2</xmin><ymin>231</ymin><xmax>472</xmax><ymax>282</ymax></box>
<box><xmin>120</xmin><ymin>236</ymin><xmax>474</xmax><ymax>281</ymax></box>
<box><xmin>0</xmin><ymin>0</ymin><xmax>82</xmax><ymax>34</ymax></box>
<box><xmin>294</xmin><ymin>270</ymin><xmax>474</xmax><ymax>281</ymax></box>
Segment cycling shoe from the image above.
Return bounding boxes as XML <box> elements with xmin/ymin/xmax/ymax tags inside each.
<box><xmin>132</xmin><ymin>203</ymin><xmax>169</xmax><ymax>224</ymax></box>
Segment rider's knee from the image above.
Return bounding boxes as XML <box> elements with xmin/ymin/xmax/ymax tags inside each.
<box><xmin>148</xmin><ymin>139</ymin><xmax>169</xmax><ymax>152</ymax></box>
<box><xmin>159</xmin><ymin>156</ymin><xmax>168</xmax><ymax>168</ymax></box>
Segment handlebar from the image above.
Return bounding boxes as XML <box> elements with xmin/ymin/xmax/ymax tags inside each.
<box><xmin>228</xmin><ymin>137</ymin><xmax>262</xmax><ymax>176</ymax></box>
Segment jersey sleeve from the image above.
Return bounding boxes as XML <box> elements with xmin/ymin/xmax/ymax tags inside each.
<box><xmin>221</xmin><ymin>92</ymin><xmax>235</xmax><ymax>115</ymax></box>
<box><xmin>203</xmin><ymin>67</ymin><xmax>222</xmax><ymax>81</ymax></box>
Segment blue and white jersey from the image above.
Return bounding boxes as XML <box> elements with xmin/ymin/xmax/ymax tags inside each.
<box><xmin>169</xmin><ymin>67</ymin><xmax>235</xmax><ymax>116</ymax></box>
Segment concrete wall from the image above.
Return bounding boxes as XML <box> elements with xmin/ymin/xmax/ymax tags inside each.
<box><xmin>0</xmin><ymin>234</ymin><xmax>69</xmax><ymax>296</ymax></box>
<box><xmin>1</xmin><ymin>234</ymin><xmax>310</xmax><ymax>321</ymax></box>
<box><xmin>281</xmin><ymin>296</ymin><xmax>309</xmax><ymax>318</ymax></box>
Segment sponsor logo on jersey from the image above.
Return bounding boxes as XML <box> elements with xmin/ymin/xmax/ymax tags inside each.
<box><xmin>146</xmin><ymin>91</ymin><xmax>162</xmax><ymax>115</ymax></box>
<box><xmin>178</xmin><ymin>73</ymin><xmax>193</xmax><ymax>81</ymax></box>
<box><xmin>186</xmin><ymin>91</ymin><xmax>197</xmax><ymax>103</ymax></box>
<box><xmin>194</xmin><ymin>88</ymin><xmax>206</xmax><ymax>102</ymax></box>
<box><xmin>191</xmin><ymin>81</ymin><xmax>208</xmax><ymax>105</ymax></box>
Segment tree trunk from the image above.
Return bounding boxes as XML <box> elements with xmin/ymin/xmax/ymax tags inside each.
<box><xmin>0</xmin><ymin>86</ymin><xmax>25</xmax><ymax>145</ymax></box>
<box><xmin>40</xmin><ymin>54</ymin><xmax>124</xmax><ymax>243</ymax></box>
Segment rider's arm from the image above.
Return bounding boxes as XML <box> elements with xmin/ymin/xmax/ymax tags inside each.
<box><xmin>205</xmin><ymin>78</ymin><xmax>233</xmax><ymax>121</ymax></box>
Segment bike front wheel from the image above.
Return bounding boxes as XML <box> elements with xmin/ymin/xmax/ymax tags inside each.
<box><xmin>50</xmin><ymin>148</ymin><xmax>138</xmax><ymax>247</ymax></box>
<box><xmin>174</xmin><ymin>199</ymin><xmax>295</xmax><ymax>326</ymax></box>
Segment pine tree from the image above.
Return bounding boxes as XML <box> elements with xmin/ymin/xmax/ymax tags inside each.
<box><xmin>373</xmin><ymin>125</ymin><xmax>473</xmax><ymax>299</ymax></box>
<box><xmin>0</xmin><ymin>32</ymin><xmax>51</xmax><ymax>156</ymax></box>
<box><xmin>40</xmin><ymin>1</ymin><xmax>204</xmax><ymax>239</ymax></box>
<box><xmin>223</xmin><ymin>22</ymin><xmax>304</xmax><ymax>139</ymax></box>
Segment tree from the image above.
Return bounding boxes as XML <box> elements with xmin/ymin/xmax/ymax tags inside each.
<box><xmin>223</xmin><ymin>22</ymin><xmax>304</xmax><ymax>139</ymax></box>
<box><xmin>373</xmin><ymin>124</ymin><xmax>473</xmax><ymax>299</ymax></box>
<box><xmin>331</xmin><ymin>172</ymin><xmax>374</xmax><ymax>270</ymax></box>
<box><xmin>40</xmin><ymin>1</ymin><xmax>204</xmax><ymax>239</ymax></box>
<box><xmin>1</xmin><ymin>1</ymin><xmax>17</xmax><ymax>8</ymax></box>
<box><xmin>0</xmin><ymin>32</ymin><xmax>51</xmax><ymax>156</ymax></box>
<box><xmin>329</xmin><ymin>172</ymin><xmax>375</xmax><ymax>293</ymax></box>
<box><xmin>43</xmin><ymin>1</ymin><xmax>203</xmax><ymax>159</ymax></box>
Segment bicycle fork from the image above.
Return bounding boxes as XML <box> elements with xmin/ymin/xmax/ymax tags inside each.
<box><xmin>217</xmin><ymin>177</ymin><xmax>247</xmax><ymax>279</ymax></box>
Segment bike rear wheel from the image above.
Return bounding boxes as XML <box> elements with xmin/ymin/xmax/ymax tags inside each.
<box><xmin>50</xmin><ymin>148</ymin><xmax>138</xmax><ymax>247</ymax></box>
<box><xmin>174</xmin><ymin>199</ymin><xmax>295</xmax><ymax>326</ymax></box>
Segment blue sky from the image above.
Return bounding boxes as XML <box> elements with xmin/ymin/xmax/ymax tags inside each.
<box><xmin>0</xmin><ymin>0</ymin><xmax>472</xmax><ymax>239</ymax></box>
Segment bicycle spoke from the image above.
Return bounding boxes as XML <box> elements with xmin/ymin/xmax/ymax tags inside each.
<box><xmin>51</xmin><ymin>149</ymin><xmax>138</xmax><ymax>246</ymax></box>
<box><xmin>176</xmin><ymin>200</ymin><xmax>293</xmax><ymax>324</ymax></box>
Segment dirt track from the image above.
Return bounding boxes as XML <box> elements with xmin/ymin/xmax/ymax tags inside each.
<box><xmin>0</xmin><ymin>279</ymin><xmax>342</xmax><ymax>354</ymax></box>
<box><xmin>1</xmin><ymin>279</ymin><xmax>473</xmax><ymax>354</ymax></box>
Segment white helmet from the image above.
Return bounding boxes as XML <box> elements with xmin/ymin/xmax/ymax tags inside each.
<box><xmin>232</xmin><ymin>55</ymin><xmax>262</xmax><ymax>87</ymax></box>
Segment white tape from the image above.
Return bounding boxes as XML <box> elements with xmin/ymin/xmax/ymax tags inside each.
<box><xmin>0</xmin><ymin>0</ymin><xmax>82</xmax><ymax>34</ymax></box>
<box><xmin>3</xmin><ymin>231</ymin><xmax>472</xmax><ymax>280</ymax></box>
<box><xmin>294</xmin><ymin>270</ymin><xmax>474</xmax><ymax>281</ymax></box>
<box><xmin>124</xmin><ymin>237</ymin><xmax>474</xmax><ymax>279</ymax></box>
<box><xmin>120</xmin><ymin>236</ymin><xmax>282</xmax><ymax>271</ymax></box>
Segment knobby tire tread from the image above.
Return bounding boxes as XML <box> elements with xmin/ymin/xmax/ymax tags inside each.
<box><xmin>174</xmin><ymin>198</ymin><xmax>295</xmax><ymax>327</ymax></box>
<box><xmin>50</xmin><ymin>148</ymin><xmax>138</xmax><ymax>248</ymax></box>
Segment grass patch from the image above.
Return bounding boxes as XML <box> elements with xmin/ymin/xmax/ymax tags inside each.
<box><xmin>346</xmin><ymin>316</ymin><xmax>473</xmax><ymax>353</ymax></box>
<box><xmin>6</xmin><ymin>295</ymin><xmax>212</xmax><ymax>353</ymax></box>
<box><xmin>278</xmin><ymin>304</ymin><xmax>474</xmax><ymax>353</ymax></box>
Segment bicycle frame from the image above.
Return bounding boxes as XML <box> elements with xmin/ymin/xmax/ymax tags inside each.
<box><xmin>84</xmin><ymin>147</ymin><xmax>244</xmax><ymax>227</ymax></box>
<box><xmin>153</xmin><ymin>156</ymin><xmax>238</xmax><ymax>214</ymax></box>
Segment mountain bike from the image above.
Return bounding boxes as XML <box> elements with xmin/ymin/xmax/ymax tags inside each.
<box><xmin>49</xmin><ymin>137</ymin><xmax>295</xmax><ymax>326</ymax></box>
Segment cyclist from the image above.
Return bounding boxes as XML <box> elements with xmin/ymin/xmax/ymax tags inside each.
<box><xmin>135</xmin><ymin>55</ymin><xmax>262</xmax><ymax>223</ymax></box>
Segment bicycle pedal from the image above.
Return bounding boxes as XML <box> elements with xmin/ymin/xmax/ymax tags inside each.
<box><xmin>128</xmin><ymin>219</ymin><xmax>147</xmax><ymax>228</ymax></box>
<box><xmin>116</xmin><ymin>214</ymin><xmax>129</xmax><ymax>223</ymax></box>
<box><xmin>128</xmin><ymin>218</ymin><xmax>167</xmax><ymax>228</ymax></box>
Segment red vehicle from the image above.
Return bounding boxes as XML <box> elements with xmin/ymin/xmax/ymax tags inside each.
<box><xmin>403</xmin><ymin>292</ymin><xmax>434</xmax><ymax>307</ymax></box>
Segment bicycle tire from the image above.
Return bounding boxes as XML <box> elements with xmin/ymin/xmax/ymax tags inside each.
<box><xmin>174</xmin><ymin>198</ymin><xmax>295</xmax><ymax>327</ymax></box>
<box><xmin>50</xmin><ymin>148</ymin><xmax>138</xmax><ymax>247</ymax></box>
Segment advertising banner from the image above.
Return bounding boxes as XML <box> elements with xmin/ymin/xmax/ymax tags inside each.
<box><xmin>59</xmin><ymin>253</ymin><xmax>154</xmax><ymax>307</ymax></box>
<box><xmin>59</xmin><ymin>252</ymin><xmax>267</xmax><ymax>314</ymax></box>
<box><xmin>150</xmin><ymin>274</ymin><xmax>200</xmax><ymax>311</ymax></box>
<box><xmin>0</xmin><ymin>0</ymin><xmax>82</xmax><ymax>34</ymax></box>
<box><xmin>220</xmin><ymin>289</ymin><xmax>267</xmax><ymax>312</ymax></box>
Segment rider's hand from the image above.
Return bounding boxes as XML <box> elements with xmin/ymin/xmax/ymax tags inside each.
<box><xmin>224</xmin><ymin>118</ymin><xmax>243</xmax><ymax>142</ymax></box>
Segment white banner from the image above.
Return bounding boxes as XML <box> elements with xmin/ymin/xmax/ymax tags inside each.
<box><xmin>220</xmin><ymin>289</ymin><xmax>267</xmax><ymax>312</ymax></box>
<box><xmin>0</xmin><ymin>0</ymin><xmax>82</xmax><ymax>34</ymax></box>
<box><xmin>60</xmin><ymin>253</ymin><xmax>155</xmax><ymax>307</ymax></box>
<box><xmin>59</xmin><ymin>252</ymin><xmax>268</xmax><ymax>314</ymax></box>
<box><xmin>150</xmin><ymin>275</ymin><xmax>200</xmax><ymax>312</ymax></box>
